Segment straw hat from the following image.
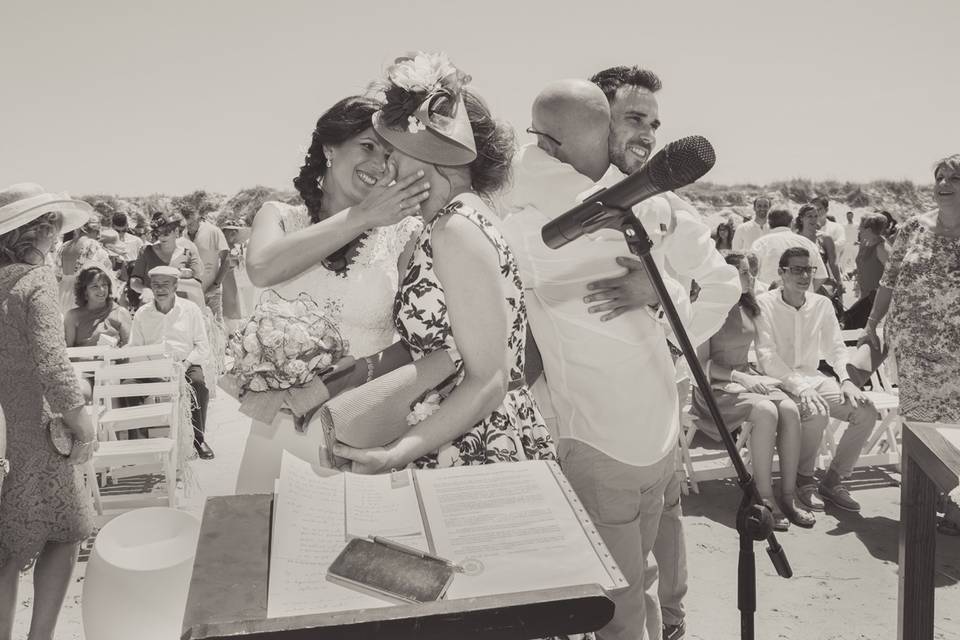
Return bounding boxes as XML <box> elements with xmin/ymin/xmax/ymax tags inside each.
<box><xmin>0</xmin><ymin>183</ymin><xmax>93</xmax><ymax>236</ymax></box>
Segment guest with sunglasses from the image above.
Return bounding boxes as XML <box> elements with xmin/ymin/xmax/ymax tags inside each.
<box><xmin>128</xmin><ymin>209</ymin><xmax>204</xmax><ymax>309</ymax></box>
<box><xmin>755</xmin><ymin>246</ymin><xmax>877</xmax><ymax>515</ymax></box>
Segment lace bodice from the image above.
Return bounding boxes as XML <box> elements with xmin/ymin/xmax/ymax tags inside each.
<box><xmin>263</xmin><ymin>202</ymin><xmax>421</xmax><ymax>357</ymax></box>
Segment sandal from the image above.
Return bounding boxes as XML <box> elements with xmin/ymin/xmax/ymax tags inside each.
<box><xmin>780</xmin><ymin>495</ymin><xmax>816</xmax><ymax>529</ymax></box>
<box><xmin>762</xmin><ymin>498</ymin><xmax>790</xmax><ymax>532</ymax></box>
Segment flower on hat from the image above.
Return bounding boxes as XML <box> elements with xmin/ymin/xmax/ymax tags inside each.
<box><xmin>407</xmin><ymin>115</ymin><xmax>427</xmax><ymax>133</ymax></box>
<box><xmin>378</xmin><ymin>51</ymin><xmax>471</xmax><ymax>131</ymax></box>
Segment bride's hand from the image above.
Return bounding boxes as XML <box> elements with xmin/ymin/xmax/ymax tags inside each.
<box><xmin>332</xmin><ymin>443</ymin><xmax>396</xmax><ymax>475</ymax></box>
<box><xmin>351</xmin><ymin>161</ymin><xmax>431</xmax><ymax>228</ymax></box>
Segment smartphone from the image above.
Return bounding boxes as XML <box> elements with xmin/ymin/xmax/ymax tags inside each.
<box><xmin>327</xmin><ymin>538</ymin><xmax>455</xmax><ymax>604</ymax></box>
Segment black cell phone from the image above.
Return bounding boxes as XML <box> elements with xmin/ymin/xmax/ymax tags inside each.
<box><xmin>327</xmin><ymin>538</ymin><xmax>455</xmax><ymax>604</ymax></box>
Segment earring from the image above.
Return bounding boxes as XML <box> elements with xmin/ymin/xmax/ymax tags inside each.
<box><xmin>326</xmin><ymin>158</ymin><xmax>332</xmax><ymax>168</ymax></box>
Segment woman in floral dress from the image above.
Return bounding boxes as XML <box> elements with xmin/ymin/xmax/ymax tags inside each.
<box><xmin>334</xmin><ymin>53</ymin><xmax>555</xmax><ymax>473</ymax></box>
<box><xmin>865</xmin><ymin>155</ymin><xmax>960</xmax><ymax>533</ymax></box>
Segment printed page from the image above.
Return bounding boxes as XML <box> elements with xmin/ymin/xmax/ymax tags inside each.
<box><xmin>345</xmin><ymin>469</ymin><xmax>427</xmax><ymax>546</ymax></box>
<box><xmin>267</xmin><ymin>452</ymin><xmax>390</xmax><ymax>617</ymax></box>
<box><xmin>414</xmin><ymin>460</ymin><xmax>618</xmax><ymax>600</ymax></box>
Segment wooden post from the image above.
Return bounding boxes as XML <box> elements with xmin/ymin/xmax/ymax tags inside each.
<box><xmin>897</xmin><ymin>445</ymin><xmax>937</xmax><ymax>640</ymax></box>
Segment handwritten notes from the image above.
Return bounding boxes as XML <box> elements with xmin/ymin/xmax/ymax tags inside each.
<box><xmin>267</xmin><ymin>453</ymin><xmax>389</xmax><ymax>617</ymax></box>
<box><xmin>345</xmin><ymin>470</ymin><xmax>426</xmax><ymax>541</ymax></box>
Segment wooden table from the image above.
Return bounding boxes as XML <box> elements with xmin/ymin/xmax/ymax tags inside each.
<box><xmin>181</xmin><ymin>494</ymin><xmax>615</xmax><ymax>640</ymax></box>
<box><xmin>898</xmin><ymin>422</ymin><xmax>960</xmax><ymax>640</ymax></box>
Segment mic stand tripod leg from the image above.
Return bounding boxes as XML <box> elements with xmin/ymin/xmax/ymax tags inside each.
<box><xmin>615</xmin><ymin>213</ymin><xmax>792</xmax><ymax>640</ymax></box>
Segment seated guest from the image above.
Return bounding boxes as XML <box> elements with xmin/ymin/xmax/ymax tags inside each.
<box><xmin>755</xmin><ymin>247</ymin><xmax>878</xmax><ymax>513</ymax></box>
<box><xmin>64</xmin><ymin>265</ymin><xmax>132</xmax><ymax>400</ymax></box>
<box><xmin>129</xmin><ymin>266</ymin><xmax>213</xmax><ymax>459</ymax></box>
<box><xmin>691</xmin><ymin>252</ymin><xmax>813</xmax><ymax>529</ymax></box>
<box><xmin>749</xmin><ymin>208</ymin><xmax>827</xmax><ymax>291</ymax></box>
<box><xmin>129</xmin><ymin>210</ymin><xmax>204</xmax><ymax>309</ymax></box>
<box><xmin>56</xmin><ymin>219</ymin><xmax>113</xmax><ymax>312</ymax></box>
<box><xmin>714</xmin><ymin>219</ymin><xmax>734</xmax><ymax>251</ymax></box>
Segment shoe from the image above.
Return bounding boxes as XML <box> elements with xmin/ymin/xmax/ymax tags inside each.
<box><xmin>780</xmin><ymin>495</ymin><xmax>816</xmax><ymax>528</ymax></box>
<box><xmin>196</xmin><ymin>442</ymin><xmax>215</xmax><ymax>460</ymax></box>
<box><xmin>763</xmin><ymin>499</ymin><xmax>790</xmax><ymax>532</ymax></box>
<box><xmin>795</xmin><ymin>484</ymin><xmax>825</xmax><ymax>512</ymax></box>
<box><xmin>663</xmin><ymin>621</ymin><xmax>685</xmax><ymax>640</ymax></box>
<box><xmin>818</xmin><ymin>481</ymin><xmax>860</xmax><ymax>512</ymax></box>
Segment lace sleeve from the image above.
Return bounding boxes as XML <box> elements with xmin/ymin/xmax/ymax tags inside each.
<box><xmin>391</xmin><ymin>216</ymin><xmax>423</xmax><ymax>258</ymax></box>
<box><xmin>264</xmin><ymin>201</ymin><xmax>309</xmax><ymax>235</ymax></box>
<box><xmin>21</xmin><ymin>268</ymin><xmax>85</xmax><ymax>414</ymax></box>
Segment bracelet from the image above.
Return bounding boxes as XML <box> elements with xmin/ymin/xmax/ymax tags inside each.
<box><xmin>365</xmin><ymin>357</ymin><xmax>376</xmax><ymax>383</ymax></box>
<box><xmin>75</xmin><ymin>439</ymin><xmax>96</xmax><ymax>447</ymax></box>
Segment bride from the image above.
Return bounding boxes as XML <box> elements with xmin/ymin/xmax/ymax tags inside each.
<box><xmin>234</xmin><ymin>96</ymin><xmax>431</xmax><ymax>494</ymax></box>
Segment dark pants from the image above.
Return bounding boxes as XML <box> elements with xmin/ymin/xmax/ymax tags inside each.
<box><xmin>123</xmin><ymin>364</ymin><xmax>208</xmax><ymax>447</ymax></box>
<box><xmin>185</xmin><ymin>364</ymin><xmax>208</xmax><ymax>447</ymax></box>
<box><xmin>842</xmin><ymin>289</ymin><xmax>877</xmax><ymax>330</ymax></box>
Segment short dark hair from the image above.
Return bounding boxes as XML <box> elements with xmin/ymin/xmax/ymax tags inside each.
<box><xmin>75</xmin><ymin>266</ymin><xmax>113</xmax><ymax>307</ymax></box>
<box><xmin>794</xmin><ymin>203</ymin><xmax>818</xmax><ymax>232</ymax></box>
<box><xmin>779</xmin><ymin>246</ymin><xmax>810</xmax><ymax>269</ymax></box>
<box><xmin>860</xmin><ymin>212</ymin><xmax>888</xmax><ymax>235</ymax></box>
<box><xmin>112</xmin><ymin>212</ymin><xmax>128</xmax><ymax>228</ymax></box>
<box><xmin>589</xmin><ymin>66</ymin><xmax>662</xmax><ymax>102</ymax></box>
<box><xmin>767</xmin><ymin>208</ymin><xmax>793</xmax><ymax>229</ymax></box>
<box><xmin>753</xmin><ymin>196</ymin><xmax>771</xmax><ymax>207</ymax></box>
<box><xmin>811</xmin><ymin>195</ymin><xmax>830</xmax><ymax>210</ymax></box>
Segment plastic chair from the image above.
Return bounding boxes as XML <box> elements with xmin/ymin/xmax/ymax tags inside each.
<box><xmin>82</xmin><ymin>507</ymin><xmax>200</xmax><ymax>640</ymax></box>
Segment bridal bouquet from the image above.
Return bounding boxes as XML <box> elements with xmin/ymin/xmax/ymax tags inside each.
<box><xmin>223</xmin><ymin>290</ymin><xmax>348</xmax><ymax>423</ymax></box>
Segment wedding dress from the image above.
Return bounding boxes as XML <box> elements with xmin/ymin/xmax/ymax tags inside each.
<box><xmin>234</xmin><ymin>202</ymin><xmax>420</xmax><ymax>494</ymax></box>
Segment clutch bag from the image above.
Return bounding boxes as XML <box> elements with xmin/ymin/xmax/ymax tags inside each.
<box><xmin>315</xmin><ymin>351</ymin><xmax>456</xmax><ymax>468</ymax></box>
<box><xmin>47</xmin><ymin>415</ymin><xmax>75</xmax><ymax>457</ymax></box>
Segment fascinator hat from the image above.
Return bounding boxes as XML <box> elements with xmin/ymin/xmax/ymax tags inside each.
<box><xmin>371</xmin><ymin>52</ymin><xmax>477</xmax><ymax>167</ymax></box>
<box><xmin>0</xmin><ymin>183</ymin><xmax>93</xmax><ymax>236</ymax></box>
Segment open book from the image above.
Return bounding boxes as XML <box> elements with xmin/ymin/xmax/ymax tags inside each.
<box><xmin>267</xmin><ymin>452</ymin><xmax>625</xmax><ymax>618</ymax></box>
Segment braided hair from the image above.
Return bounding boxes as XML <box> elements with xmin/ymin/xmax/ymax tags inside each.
<box><xmin>292</xmin><ymin>96</ymin><xmax>382</xmax><ymax>225</ymax></box>
<box><xmin>292</xmin><ymin>96</ymin><xmax>381</xmax><ymax>274</ymax></box>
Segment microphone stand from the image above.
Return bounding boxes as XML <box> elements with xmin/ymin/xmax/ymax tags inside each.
<box><xmin>613</xmin><ymin>211</ymin><xmax>793</xmax><ymax>640</ymax></box>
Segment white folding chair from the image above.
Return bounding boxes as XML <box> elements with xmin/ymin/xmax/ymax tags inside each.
<box><xmin>90</xmin><ymin>359</ymin><xmax>182</xmax><ymax>513</ymax></box>
<box><xmin>679</xmin><ymin>405</ymin><xmax>755</xmax><ymax>495</ymax></box>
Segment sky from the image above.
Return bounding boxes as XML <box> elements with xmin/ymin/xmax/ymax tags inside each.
<box><xmin>2</xmin><ymin>0</ymin><xmax>958</xmax><ymax>196</ymax></box>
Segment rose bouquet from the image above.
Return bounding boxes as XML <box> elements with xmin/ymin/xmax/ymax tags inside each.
<box><xmin>223</xmin><ymin>290</ymin><xmax>349</xmax><ymax>423</ymax></box>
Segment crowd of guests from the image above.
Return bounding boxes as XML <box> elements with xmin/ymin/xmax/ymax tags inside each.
<box><xmin>0</xmin><ymin>50</ymin><xmax>958</xmax><ymax>640</ymax></box>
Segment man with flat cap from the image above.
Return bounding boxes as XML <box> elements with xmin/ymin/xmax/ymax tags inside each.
<box><xmin>129</xmin><ymin>265</ymin><xmax>214</xmax><ymax>459</ymax></box>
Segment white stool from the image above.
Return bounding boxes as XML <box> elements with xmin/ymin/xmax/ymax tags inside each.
<box><xmin>82</xmin><ymin>507</ymin><xmax>200</xmax><ymax>640</ymax></box>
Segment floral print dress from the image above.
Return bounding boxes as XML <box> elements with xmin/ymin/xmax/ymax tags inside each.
<box><xmin>880</xmin><ymin>215</ymin><xmax>960</xmax><ymax>422</ymax></box>
<box><xmin>394</xmin><ymin>195</ymin><xmax>556</xmax><ymax>468</ymax></box>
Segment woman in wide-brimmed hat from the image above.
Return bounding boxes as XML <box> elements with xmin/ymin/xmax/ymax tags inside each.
<box><xmin>0</xmin><ymin>183</ymin><xmax>99</xmax><ymax>640</ymax></box>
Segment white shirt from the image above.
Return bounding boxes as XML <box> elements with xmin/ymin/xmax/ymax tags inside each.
<box><xmin>732</xmin><ymin>219</ymin><xmax>768</xmax><ymax>252</ymax></box>
<box><xmin>117</xmin><ymin>232</ymin><xmax>144</xmax><ymax>262</ymax></box>
<box><xmin>501</xmin><ymin>145</ymin><xmax>740</xmax><ymax>467</ymax></box>
<box><xmin>755</xmin><ymin>290</ymin><xmax>850</xmax><ymax>395</ymax></box>
<box><xmin>187</xmin><ymin>220</ymin><xmax>229</xmax><ymax>290</ymax></box>
<box><xmin>130</xmin><ymin>297</ymin><xmax>210</xmax><ymax>366</ymax></box>
<box><xmin>749</xmin><ymin>227</ymin><xmax>827</xmax><ymax>287</ymax></box>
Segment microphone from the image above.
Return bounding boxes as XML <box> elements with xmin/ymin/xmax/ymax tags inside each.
<box><xmin>541</xmin><ymin>135</ymin><xmax>716</xmax><ymax>249</ymax></box>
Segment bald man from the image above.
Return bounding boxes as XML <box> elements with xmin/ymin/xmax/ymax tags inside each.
<box><xmin>502</xmin><ymin>75</ymin><xmax>739</xmax><ymax>640</ymax></box>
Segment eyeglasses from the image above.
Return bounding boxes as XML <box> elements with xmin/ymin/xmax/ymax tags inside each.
<box><xmin>526</xmin><ymin>127</ymin><xmax>562</xmax><ymax>147</ymax></box>
<box><xmin>784</xmin><ymin>266</ymin><xmax>818</xmax><ymax>276</ymax></box>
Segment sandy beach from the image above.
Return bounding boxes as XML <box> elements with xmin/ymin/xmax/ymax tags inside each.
<box><xmin>12</xmin><ymin>392</ymin><xmax>960</xmax><ymax>640</ymax></box>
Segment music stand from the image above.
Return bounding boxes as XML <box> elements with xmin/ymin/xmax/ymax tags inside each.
<box><xmin>181</xmin><ymin>494</ymin><xmax>614</xmax><ymax>640</ymax></box>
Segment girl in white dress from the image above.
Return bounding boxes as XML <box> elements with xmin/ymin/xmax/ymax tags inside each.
<box><xmin>235</xmin><ymin>96</ymin><xmax>430</xmax><ymax>493</ymax></box>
